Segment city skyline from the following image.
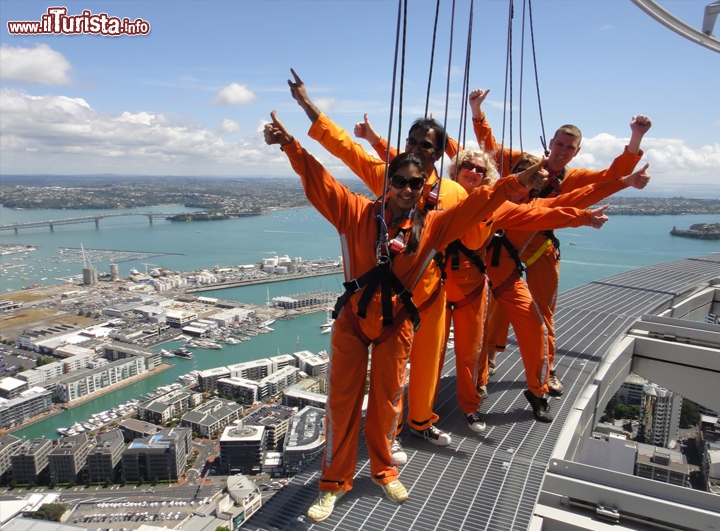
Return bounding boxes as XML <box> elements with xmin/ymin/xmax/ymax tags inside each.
<box><xmin>1</xmin><ymin>1</ymin><xmax>719</xmax><ymax>197</ymax></box>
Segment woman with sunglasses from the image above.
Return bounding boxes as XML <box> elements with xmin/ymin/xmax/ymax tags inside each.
<box><xmin>264</xmin><ymin>110</ymin><xmax>543</xmax><ymax>522</ymax></box>
<box><xmin>440</xmin><ymin>149</ymin><xmax>617</xmax><ymax>427</ymax></box>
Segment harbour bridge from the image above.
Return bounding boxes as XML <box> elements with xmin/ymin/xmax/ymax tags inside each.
<box><xmin>0</xmin><ymin>212</ymin><xmax>179</xmax><ymax>233</ymax></box>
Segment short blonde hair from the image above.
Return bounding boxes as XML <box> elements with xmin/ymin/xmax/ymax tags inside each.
<box><xmin>448</xmin><ymin>148</ymin><xmax>499</xmax><ymax>186</ymax></box>
<box><xmin>510</xmin><ymin>153</ymin><xmax>541</xmax><ymax>174</ymax></box>
<box><xmin>554</xmin><ymin>124</ymin><xmax>582</xmax><ymax>143</ymax></box>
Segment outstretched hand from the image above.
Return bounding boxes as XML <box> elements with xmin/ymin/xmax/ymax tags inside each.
<box><xmin>630</xmin><ymin>115</ymin><xmax>652</xmax><ymax>136</ymax></box>
<box><xmin>468</xmin><ymin>88</ymin><xmax>490</xmax><ymax>117</ymax></box>
<box><xmin>354</xmin><ymin>113</ymin><xmax>381</xmax><ymax>145</ymax></box>
<box><xmin>287</xmin><ymin>68</ymin><xmax>309</xmax><ymax>105</ymax></box>
<box><xmin>622</xmin><ymin>162</ymin><xmax>651</xmax><ymax>189</ymax></box>
<box><xmin>589</xmin><ymin>204</ymin><xmax>609</xmax><ymax>229</ymax></box>
<box><xmin>517</xmin><ymin>158</ymin><xmax>548</xmax><ymax>189</ymax></box>
<box><xmin>263</xmin><ymin>111</ymin><xmax>293</xmax><ymax>147</ymax></box>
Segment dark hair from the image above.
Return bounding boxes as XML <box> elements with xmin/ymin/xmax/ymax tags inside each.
<box><xmin>387</xmin><ymin>152</ymin><xmax>428</xmax><ymax>255</ymax></box>
<box><xmin>408</xmin><ymin>118</ymin><xmax>447</xmax><ymax>154</ymax></box>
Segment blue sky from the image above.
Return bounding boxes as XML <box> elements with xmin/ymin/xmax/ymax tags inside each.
<box><xmin>1</xmin><ymin>0</ymin><xmax>718</xmax><ymax>196</ymax></box>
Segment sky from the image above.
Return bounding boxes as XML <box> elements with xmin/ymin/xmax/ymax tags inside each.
<box><xmin>0</xmin><ymin>0</ymin><xmax>718</xmax><ymax>197</ymax></box>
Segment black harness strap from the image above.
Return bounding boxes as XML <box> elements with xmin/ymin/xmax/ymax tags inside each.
<box><xmin>488</xmin><ymin>230</ymin><xmax>525</xmax><ymax>277</ymax></box>
<box><xmin>542</xmin><ymin>229</ymin><xmax>561</xmax><ymax>260</ymax></box>
<box><xmin>532</xmin><ymin>167</ymin><xmax>567</xmax><ymax>199</ymax></box>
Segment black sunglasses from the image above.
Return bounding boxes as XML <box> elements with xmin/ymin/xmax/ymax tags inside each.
<box><xmin>461</xmin><ymin>161</ymin><xmax>487</xmax><ymax>174</ymax></box>
<box><xmin>405</xmin><ymin>137</ymin><xmax>435</xmax><ymax>151</ymax></box>
<box><xmin>390</xmin><ymin>174</ymin><xmax>425</xmax><ymax>191</ymax></box>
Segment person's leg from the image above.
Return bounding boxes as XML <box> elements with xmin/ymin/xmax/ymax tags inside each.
<box><xmin>452</xmin><ymin>288</ymin><xmax>487</xmax><ymax>433</ymax></box>
<box><xmin>526</xmin><ymin>248</ymin><xmax>563</xmax><ymax>396</ymax></box>
<box><xmin>308</xmin><ymin>313</ymin><xmax>371</xmax><ymax>522</ymax></box>
<box><xmin>405</xmin><ymin>289</ymin><xmax>451</xmax><ymax>445</ymax></box>
<box><xmin>483</xmin><ymin>294</ymin><xmax>510</xmax><ymax>379</ymax></box>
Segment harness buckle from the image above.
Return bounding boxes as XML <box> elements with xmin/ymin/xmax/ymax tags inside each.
<box><xmin>351</xmin><ymin>279</ymin><xmax>362</xmax><ymax>293</ymax></box>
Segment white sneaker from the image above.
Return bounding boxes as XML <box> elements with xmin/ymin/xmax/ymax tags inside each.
<box><xmin>409</xmin><ymin>425</ymin><xmax>451</xmax><ymax>446</ymax></box>
<box><xmin>390</xmin><ymin>438</ymin><xmax>407</xmax><ymax>466</ymax></box>
<box><xmin>377</xmin><ymin>479</ymin><xmax>408</xmax><ymax>503</ymax></box>
<box><xmin>307</xmin><ymin>490</ymin><xmax>346</xmax><ymax>522</ymax></box>
<box><xmin>464</xmin><ymin>410</ymin><xmax>486</xmax><ymax>433</ymax></box>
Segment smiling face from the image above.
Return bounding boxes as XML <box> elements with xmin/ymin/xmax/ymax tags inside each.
<box><xmin>456</xmin><ymin>156</ymin><xmax>490</xmax><ymax>192</ymax></box>
<box><xmin>547</xmin><ymin>131</ymin><xmax>581</xmax><ymax>173</ymax></box>
<box><xmin>405</xmin><ymin>127</ymin><xmax>439</xmax><ymax>175</ymax></box>
<box><xmin>387</xmin><ymin>163</ymin><xmax>425</xmax><ymax>219</ymax></box>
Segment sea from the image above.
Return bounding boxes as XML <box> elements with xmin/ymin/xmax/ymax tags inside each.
<box><xmin>0</xmin><ymin>204</ymin><xmax>718</xmax><ymax>440</ymax></box>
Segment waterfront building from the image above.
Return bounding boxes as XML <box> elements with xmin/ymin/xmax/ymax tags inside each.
<box><xmin>0</xmin><ymin>387</ymin><xmax>52</xmax><ymax>429</ymax></box>
<box><xmin>241</xmin><ymin>406</ymin><xmax>294</xmax><ymax>451</ymax></box>
<box><xmin>282</xmin><ymin>406</ymin><xmax>325</xmax><ymax>477</ymax></box>
<box><xmin>104</xmin><ymin>341</ymin><xmax>161</xmax><ymax>370</ymax></box>
<box><xmin>615</xmin><ymin>373</ymin><xmax>648</xmax><ymax>405</ymax></box>
<box><xmin>282</xmin><ymin>380</ymin><xmax>327</xmax><ymax>410</ymax></box>
<box><xmin>0</xmin><ymin>434</ymin><xmax>22</xmax><ymax>482</ymax></box>
<box><xmin>270</xmin><ymin>290</ymin><xmax>339</xmax><ymax>311</ymax></box>
<box><xmin>48</xmin><ymin>433</ymin><xmax>91</xmax><ymax>483</ymax></box>
<box><xmin>291</xmin><ymin>350</ymin><xmax>328</xmax><ymax>376</ymax></box>
<box><xmin>256</xmin><ymin>366</ymin><xmax>300</xmax><ymax>401</ymax></box>
<box><xmin>55</xmin><ymin>357</ymin><xmax>145</xmax><ymax>403</ymax></box>
<box><xmin>197</xmin><ymin>366</ymin><xmax>230</xmax><ymax>391</ymax></box>
<box><xmin>217</xmin><ymin>377</ymin><xmax>260</xmax><ymax>404</ymax></box>
<box><xmin>228</xmin><ymin>359</ymin><xmax>271</xmax><ymax>381</ymax></box>
<box><xmin>206</xmin><ymin>307</ymin><xmax>253</xmax><ymax>327</ymax></box>
<box><xmin>16</xmin><ymin>362</ymin><xmax>64</xmax><ymax>386</ymax></box>
<box><xmin>10</xmin><ymin>438</ymin><xmax>52</xmax><ymax>484</ymax></box>
<box><xmin>86</xmin><ymin>429</ymin><xmax>124</xmax><ymax>482</ymax></box>
<box><xmin>180</xmin><ymin>398</ymin><xmax>242</xmax><ymax>437</ymax></box>
<box><xmin>120</xmin><ymin>427</ymin><xmax>191</xmax><ymax>482</ymax></box>
<box><xmin>118</xmin><ymin>418</ymin><xmax>160</xmax><ymax>442</ymax></box>
<box><xmin>640</xmin><ymin>383</ymin><xmax>683</xmax><ymax>448</ymax></box>
<box><xmin>164</xmin><ymin>309</ymin><xmax>198</xmax><ymax>328</ymax></box>
<box><xmin>269</xmin><ymin>353</ymin><xmax>296</xmax><ymax>371</ymax></box>
<box><xmin>15</xmin><ymin>324</ymin><xmax>79</xmax><ymax>352</ymax></box>
<box><xmin>0</xmin><ymin>377</ymin><xmax>28</xmax><ymax>400</ymax></box>
<box><xmin>53</xmin><ymin>344</ymin><xmax>95</xmax><ymax>359</ymax></box>
<box><xmin>137</xmin><ymin>389</ymin><xmax>202</xmax><ymax>423</ymax></box>
<box><xmin>219</xmin><ymin>425</ymin><xmax>265</xmax><ymax>475</ymax></box>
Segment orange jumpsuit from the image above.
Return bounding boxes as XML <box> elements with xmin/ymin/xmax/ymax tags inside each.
<box><xmin>474</xmin><ymin>114</ymin><xmax>644</xmax><ymax>377</ymax></box>
<box><xmin>309</xmin><ymin>114</ymin><xmax>468</xmax><ymax>433</ymax></box>
<box><xmin>440</xmin><ymin>200</ymin><xmax>597</xmax><ymax>412</ymax></box>
<box><xmin>281</xmin><ymin>138</ymin><xmax>523</xmax><ymax>492</ymax></box>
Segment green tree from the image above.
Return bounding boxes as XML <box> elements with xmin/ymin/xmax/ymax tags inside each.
<box><xmin>614</xmin><ymin>404</ymin><xmax>630</xmax><ymax>420</ymax></box>
<box><xmin>137</xmin><ymin>477</ymin><xmax>144</xmax><ymax>487</ymax></box>
<box><xmin>215</xmin><ymin>527</ymin><xmax>230</xmax><ymax>531</ymax></box>
<box><xmin>600</xmin><ymin>397</ymin><xmax>618</xmax><ymax>423</ymax></box>
<box><xmin>104</xmin><ymin>478</ymin><xmax>113</xmax><ymax>488</ymax></box>
<box><xmin>8</xmin><ymin>480</ymin><xmax>16</xmax><ymax>490</ymax></box>
<box><xmin>66</xmin><ymin>480</ymin><xmax>76</xmax><ymax>488</ymax></box>
<box><xmin>30</xmin><ymin>503</ymin><xmax>66</xmax><ymax>522</ymax></box>
<box><xmin>680</xmin><ymin>400</ymin><xmax>700</xmax><ymax>428</ymax></box>
<box><xmin>35</xmin><ymin>356</ymin><xmax>54</xmax><ymax>367</ymax></box>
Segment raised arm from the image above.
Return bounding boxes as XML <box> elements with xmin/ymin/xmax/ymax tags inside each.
<box><xmin>287</xmin><ymin>70</ymin><xmax>387</xmax><ymax>195</ymax></box>
<box><xmin>264</xmin><ymin>111</ymin><xmax>356</xmax><ymax>232</ymax></box>
<box><xmin>469</xmin><ymin>88</ymin><xmax>523</xmax><ymax>176</ymax></box>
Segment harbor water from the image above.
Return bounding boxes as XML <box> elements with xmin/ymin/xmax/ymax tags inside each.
<box><xmin>1</xmin><ymin>204</ymin><xmax>718</xmax><ymax>439</ymax></box>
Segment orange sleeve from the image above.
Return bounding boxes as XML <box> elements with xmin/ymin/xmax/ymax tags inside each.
<box><xmin>426</xmin><ymin>176</ymin><xmax>523</xmax><ymax>251</ymax></box>
<box><xmin>494</xmin><ymin>201</ymin><xmax>592</xmax><ymax>231</ymax></box>
<box><xmin>472</xmin><ymin>114</ymin><xmax>523</xmax><ymax>177</ymax></box>
<box><xmin>535</xmin><ymin>178</ymin><xmax>628</xmax><ymax>210</ymax></box>
<box><xmin>559</xmin><ymin>147</ymin><xmax>643</xmax><ymax>192</ymax></box>
<box><xmin>308</xmin><ymin>113</ymin><xmax>387</xmax><ymax>196</ymax></box>
<box><xmin>281</xmin><ymin>139</ymin><xmax>360</xmax><ymax>235</ymax></box>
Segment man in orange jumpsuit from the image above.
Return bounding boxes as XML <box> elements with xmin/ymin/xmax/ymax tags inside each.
<box><xmin>264</xmin><ymin>110</ymin><xmax>541</xmax><ymax>521</ymax></box>
<box><xmin>469</xmin><ymin>88</ymin><xmax>652</xmax><ymax>404</ymax></box>
<box><xmin>287</xmin><ymin>69</ymin><xmax>468</xmax><ymax>458</ymax></box>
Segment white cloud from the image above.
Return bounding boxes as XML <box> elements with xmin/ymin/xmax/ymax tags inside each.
<box><xmin>211</xmin><ymin>83</ymin><xmax>256</xmax><ymax>106</ymax></box>
<box><xmin>0</xmin><ymin>44</ymin><xmax>72</xmax><ymax>85</ymax></box>
<box><xmin>314</xmin><ymin>97</ymin><xmax>337</xmax><ymax>113</ymax></box>
<box><xmin>598</xmin><ymin>24</ymin><xmax>613</xmax><ymax>31</ymax></box>
<box><xmin>0</xmin><ymin>88</ymin><xmax>282</xmax><ymax>175</ymax></box>
<box><xmin>218</xmin><ymin>118</ymin><xmax>241</xmax><ymax>133</ymax></box>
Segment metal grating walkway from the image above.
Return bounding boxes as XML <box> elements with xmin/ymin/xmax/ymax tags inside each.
<box><xmin>242</xmin><ymin>253</ymin><xmax>720</xmax><ymax>531</ymax></box>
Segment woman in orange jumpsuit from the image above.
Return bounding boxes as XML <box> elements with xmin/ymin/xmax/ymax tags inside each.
<box><xmin>442</xmin><ymin>150</ymin><xmax>620</xmax><ymax>425</ymax></box>
<box><xmin>288</xmin><ymin>69</ymin><xmax>468</xmax><ymax>451</ymax></box>
<box><xmin>468</xmin><ymin>88</ymin><xmax>651</xmax><ymax>397</ymax></box>
<box><xmin>264</xmin><ymin>111</ymin><xmax>539</xmax><ymax>522</ymax></box>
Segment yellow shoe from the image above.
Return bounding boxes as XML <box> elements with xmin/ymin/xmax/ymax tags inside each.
<box><xmin>379</xmin><ymin>479</ymin><xmax>408</xmax><ymax>503</ymax></box>
<box><xmin>307</xmin><ymin>490</ymin><xmax>346</xmax><ymax>522</ymax></box>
